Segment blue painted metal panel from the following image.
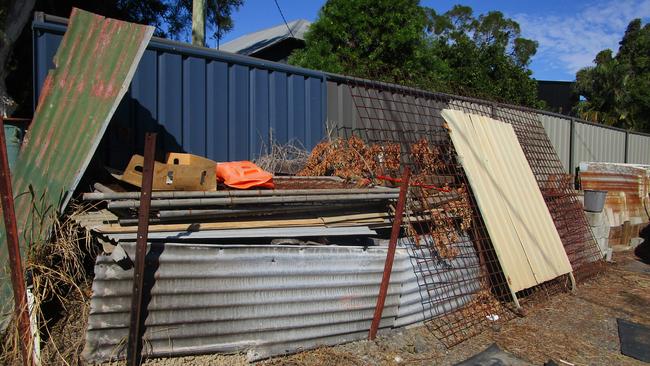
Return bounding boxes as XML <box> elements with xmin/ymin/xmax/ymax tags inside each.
<box><xmin>183</xmin><ymin>57</ymin><xmax>207</xmax><ymax>156</ymax></box>
<box><xmin>288</xmin><ymin>75</ymin><xmax>306</xmax><ymax>145</ymax></box>
<box><xmin>131</xmin><ymin>50</ymin><xmax>158</xmax><ymax>155</ymax></box>
<box><xmin>270</xmin><ymin>72</ymin><xmax>288</xmax><ymax>144</ymax></box>
<box><xmin>206</xmin><ymin>61</ymin><xmax>229</xmax><ymax>161</ymax></box>
<box><xmin>250</xmin><ymin>68</ymin><xmax>270</xmax><ymax>157</ymax></box>
<box><xmin>158</xmin><ymin>52</ymin><xmax>183</xmax><ymax>155</ymax></box>
<box><xmin>306</xmin><ymin>77</ymin><xmax>323</xmax><ymax>147</ymax></box>
<box><xmin>228</xmin><ymin>64</ymin><xmax>250</xmax><ymax>160</ymax></box>
<box><xmin>32</xmin><ymin>17</ymin><xmax>327</xmax><ymax>165</ymax></box>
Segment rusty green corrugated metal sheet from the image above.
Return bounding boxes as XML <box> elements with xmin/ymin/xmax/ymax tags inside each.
<box><xmin>0</xmin><ymin>8</ymin><xmax>153</xmax><ymax>318</ymax></box>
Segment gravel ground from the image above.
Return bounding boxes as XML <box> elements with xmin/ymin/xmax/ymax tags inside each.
<box><xmin>130</xmin><ymin>250</ymin><xmax>649</xmax><ymax>366</ymax></box>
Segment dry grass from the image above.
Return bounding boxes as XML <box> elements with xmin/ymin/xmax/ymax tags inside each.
<box><xmin>0</xmin><ymin>203</ymin><xmax>98</xmax><ymax>366</ymax></box>
<box><xmin>255</xmin><ymin>138</ymin><xmax>310</xmax><ymax>175</ymax></box>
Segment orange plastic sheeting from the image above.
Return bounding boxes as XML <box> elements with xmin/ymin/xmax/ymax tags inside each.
<box><xmin>217</xmin><ymin>161</ymin><xmax>274</xmax><ymax>189</ymax></box>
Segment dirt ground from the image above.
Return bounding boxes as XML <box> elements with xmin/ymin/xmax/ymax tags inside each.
<box><xmin>129</xmin><ymin>250</ymin><xmax>650</xmax><ymax>366</ymax></box>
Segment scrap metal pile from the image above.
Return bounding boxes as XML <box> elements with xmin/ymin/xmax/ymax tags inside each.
<box><xmin>74</xmin><ymin>82</ymin><xmax>606</xmax><ymax>359</ymax></box>
<box><xmin>336</xmin><ymin>78</ymin><xmax>606</xmax><ymax>346</ymax></box>
<box><xmin>80</xmin><ymin>173</ymin><xmax>402</xmax><ymax>243</ymax></box>
<box><xmin>1</xmin><ymin>8</ymin><xmax>611</xmax><ymax>365</ymax></box>
<box><xmin>78</xmin><ymin>135</ymin><xmax>471</xmax><ymax>247</ymax></box>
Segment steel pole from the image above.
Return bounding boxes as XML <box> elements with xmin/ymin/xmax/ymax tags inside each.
<box><xmin>0</xmin><ymin>117</ymin><xmax>34</xmax><ymax>365</ymax></box>
<box><xmin>108</xmin><ymin>192</ymin><xmax>398</xmax><ymax>209</ymax></box>
<box><xmin>126</xmin><ymin>133</ymin><xmax>156</xmax><ymax>366</ymax></box>
<box><xmin>368</xmin><ymin>167</ymin><xmax>411</xmax><ymax>340</ymax></box>
<box><xmin>83</xmin><ymin>187</ymin><xmax>400</xmax><ymax>201</ymax></box>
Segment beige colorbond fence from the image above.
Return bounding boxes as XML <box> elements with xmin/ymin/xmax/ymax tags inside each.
<box><xmin>325</xmin><ymin>79</ymin><xmax>650</xmax><ymax>173</ymax></box>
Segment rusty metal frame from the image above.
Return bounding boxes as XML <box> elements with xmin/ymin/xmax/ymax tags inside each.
<box><xmin>0</xmin><ymin>117</ymin><xmax>34</xmax><ymax>365</ymax></box>
<box><xmin>126</xmin><ymin>133</ymin><xmax>157</xmax><ymax>366</ymax></box>
<box><xmin>369</xmin><ymin>167</ymin><xmax>411</xmax><ymax>340</ymax></box>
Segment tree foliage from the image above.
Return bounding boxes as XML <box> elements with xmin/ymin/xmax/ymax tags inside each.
<box><xmin>30</xmin><ymin>0</ymin><xmax>243</xmax><ymax>44</ymax></box>
<box><xmin>1</xmin><ymin>0</ymin><xmax>243</xmax><ymax>115</ymax></box>
<box><xmin>289</xmin><ymin>1</ymin><xmax>541</xmax><ymax>107</ymax></box>
<box><xmin>575</xmin><ymin>19</ymin><xmax>650</xmax><ymax>132</ymax></box>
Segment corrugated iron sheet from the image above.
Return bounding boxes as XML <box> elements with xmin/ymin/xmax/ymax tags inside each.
<box><xmin>0</xmin><ymin>9</ymin><xmax>153</xmax><ymax>314</ymax></box>
<box><xmin>579</xmin><ymin>162</ymin><xmax>650</xmax><ymax>226</ymax></box>
<box><xmin>574</xmin><ymin>121</ymin><xmax>626</xmax><ymax>165</ymax></box>
<box><xmin>442</xmin><ymin>109</ymin><xmax>572</xmax><ymax>292</ymax></box>
<box><xmin>538</xmin><ymin>114</ymin><xmax>571</xmax><ymax>172</ymax></box>
<box><xmin>83</xmin><ymin>241</ymin><xmax>479</xmax><ymax>362</ymax></box>
<box><xmin>627</xmin><ymin>134</ymin><xmax>650</xmax><ymax>165</ymax></box>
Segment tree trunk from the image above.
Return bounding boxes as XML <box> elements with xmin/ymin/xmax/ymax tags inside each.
<box><xmin>192</xmin><ymin>0</ymin><xmax>206</xmax><ymax>46</ymax></box>
<box><xmin>0</xmin><ymin>0</ymin><xmax>35</xmax><ymax>116</ymax></box>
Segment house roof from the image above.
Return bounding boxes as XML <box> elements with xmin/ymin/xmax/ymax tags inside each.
<box><xmin>220</xmin><ymin>19</ymin><xmax>311</xmax><ymax>55</ymax></box>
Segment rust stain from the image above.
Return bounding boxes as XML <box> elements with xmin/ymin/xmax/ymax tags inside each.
<box><xmin>580</xmin><ymin>162</ymin><xmax>650</xmax><ymax>225</ymax></box>
<box><xmin>0</xmin><ymin>8</ymin><xmax>154</xmax><ymax>311</ymax></box>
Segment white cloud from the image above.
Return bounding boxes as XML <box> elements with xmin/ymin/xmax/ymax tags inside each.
<box><xmin>513</xmin><ymin>0</ymin><xmax>650</xmax><ymax>77</ymax></box>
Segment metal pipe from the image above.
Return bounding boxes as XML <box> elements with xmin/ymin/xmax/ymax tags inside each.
<box><xmin>126</xmin><ymin>133</ymin><xmax>156</xmax><ymax>366</ymax></box>
<box><xmin>0</xmin><ymin>117</ymin><xmax>34</xmax><ymax>365</ymax></box>
<box><xmin>275</xmin><ymin>175</ymin><xmax>344</xmax><ymax>181</ymax></box>
<box><xmin>93</xmin><ymin>182</ymin><xmax>115</xmax><ymax>193</ymax></box>
<box><xmin>108</xmin><ymin>192</ymin><xmax>399</xmax><ymax>210</ymax></box>
<box><xmin>84</xmin><ymin>187</ymin><xmax>399</xmax><ymax>201</ymax></box>
<box><xmin>117</xmin><ymin>203</ymin><xmax>384</xmax><ymax>225</ymax></box>
<box><xmin>158</xmin><ymin>202</ymin><xmax>380</xmax><ymax>218</ymax></box>
<box><xmin>369</xmin><ymin>167</ymin><xmax>411</xmax><ymax>340</ymax></box>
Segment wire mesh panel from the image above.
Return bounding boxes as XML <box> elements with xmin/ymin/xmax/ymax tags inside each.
<box><xmin>328</xmin><ymin>77</ymin><xmax>603</xmax><ymax>346</ymax></box>
<box><xmin>490</xmin><ymin>107</ymin><xmax>604</xmax><ymax>279</ymax></box>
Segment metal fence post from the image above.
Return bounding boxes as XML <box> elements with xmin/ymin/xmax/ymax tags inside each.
<box><xmin>624</xmin><ymin>130</ymin><xmax>630</xmax><ymax>164</ymax></box>
<box><xmin>0</xmin><ymin>117</ymin><xmax>34</xmax><ymax>366</ymax></box>
<box><xmin>369</xmin><ymin>167</ymin><xmax>410</xmax><ymax>340</ymax></box>
<box><xmin>126</xmin><ymin>133</ymin><xmax>157</xmax><ymax>366</ymax></box>
<box><xmin>569</xmin><ymin>118</ymin><xmax>576</xmax><ymax>174</ymax></box>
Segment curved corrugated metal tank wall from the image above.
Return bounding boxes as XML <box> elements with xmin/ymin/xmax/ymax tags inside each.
<box><xmin>83</xmin><ymin>242</ymin><xmax>478</xmax><ymax>362</ymax></box>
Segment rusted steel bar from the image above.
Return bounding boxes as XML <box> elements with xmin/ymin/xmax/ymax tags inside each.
<box><xmin>126</xmin><ymin>133</ymin><xmax>157</xmax><ymax>366</ymax></box>
<box><xmin>368</xmin><ymin>167</ymin><xmax>411</xmax><ymax>340</ymax></box>
<box><xmin>0</xmin><ymin>117</ymin><xmax>33</xmax><ymax>365</ymax></box>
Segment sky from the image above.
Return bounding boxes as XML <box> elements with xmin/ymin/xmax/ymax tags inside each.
<box><xmin>218</xmin><ymin>0</ymin><xmax>650</xmax><ymax>81</ymax></box>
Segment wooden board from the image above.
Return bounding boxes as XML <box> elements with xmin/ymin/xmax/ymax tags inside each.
<box><xmin>119</xmin><ymin>154</ymin><xmax>217</xmax><ymax>191</ymax></box>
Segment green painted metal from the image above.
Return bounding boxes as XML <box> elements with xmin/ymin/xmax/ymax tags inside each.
<box><xmin>0</xmin><ymin>8</ymin><xmax>153</xmax><ymax>318</ymax></box>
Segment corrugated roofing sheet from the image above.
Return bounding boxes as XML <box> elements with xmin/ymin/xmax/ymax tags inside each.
<box><xmin>579</xmin><ymin>162</ymin><xmax>650</xmax><ymax>226</ymax></box>
<box><xmin>538</xmin><ymin>114</ymin><xmax>571</xmax><ymax>172</ymax></box>
<box><xmin>83</xmin><ymin>240</ymin><xmax>479</xmax><ymax>362</ymax></box>
<box><xmin>220</xmin><ymin>19</ymin><xmax>311</xmax><ymax>55</ymax></box>
<box><xmin>574</xmin><ymin>121</ymin><xmax>626</xmax><ymax>165</ymax></box>
<box><xmin>442</xmin><ymin>109</ymin><xmax>573</xmax><ymax>292</ymax></box>
<box><xmin>0</xmin><ymin>9</ymin><xmax>153</xmax><ymax>314</ymax></box>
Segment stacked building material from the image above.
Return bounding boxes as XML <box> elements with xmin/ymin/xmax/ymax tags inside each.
<box><xmin>579</xmin><ymin>162</ymin><xmax>650</xmax><ymax>227</ymax></box>
<box><xmin>80</xmin><ymin>176</ymin><xmax>405</xmax><ymax>242</ymax></box>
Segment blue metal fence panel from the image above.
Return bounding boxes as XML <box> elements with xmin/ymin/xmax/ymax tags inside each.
<box><xmin>33</xmin><ymin>18</ymin><xmax>327</xmax><ymax>168</ymax></box>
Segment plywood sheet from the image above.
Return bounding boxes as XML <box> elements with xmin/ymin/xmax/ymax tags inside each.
<box><xmin>442</xmin><ymin>109</ymin><xmax>572</xmax><ymax>292</ymax></box>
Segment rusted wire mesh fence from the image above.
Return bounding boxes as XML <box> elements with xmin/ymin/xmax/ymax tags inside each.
<box><xmin>325</xmin><ymin>77</ymin><xmax>603</xmax><ymax>346</ymax></box>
